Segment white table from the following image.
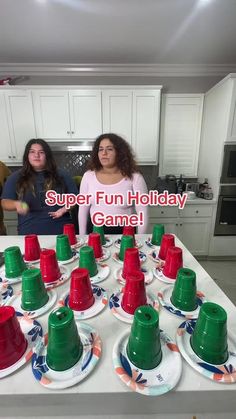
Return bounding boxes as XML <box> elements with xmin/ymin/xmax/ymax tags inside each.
<box><xmin>0</xmin><ymin>235</ymin><xmax>236</xmax><ymax>418</ymax></box>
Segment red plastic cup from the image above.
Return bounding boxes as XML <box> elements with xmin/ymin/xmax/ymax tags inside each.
<box><xmin>88</xmin><ymin>233</ymin><xmax>103</xmax><ymax>259</ymax></box>
<box><xmin>158</xmin><ymin>234</ymin><xmax>175</xmax><ymax>260</ymax></box>
<box><xmin>122</xmin><ymin>248</ymin><xmax>141</xmax><ymax>280</ymax></box>
<box><xmin>123</xmin><ymin>226</ymin><xmax>135</xmax><ymax>239</ymax></box>
<box><xmin>24</xmin><ymin>234</ymin><xmax>41</xmax><ymax>262</ymax></box>
<box><xmin>63</xmin><ymin>224</ymin><xmax>77</xmax><ymax>246</ymax></box>
<box><xmin>0</xmin><ymin>306</ymin><xmax>27</xmax><ymax>370</ymax></box>
<box><xmin>163</xmin><ymin>246</ymin><xmax>183</xmax><ymax>279</ymax></box>
<box><xmin>40</xmin><ymin>249</ymin><xmax>61</xmax><ymax>284</ymax></box>
<box><xmin>121</xmin><ymin>271</ymin><xmax>147</xmax><ymax>315</ymax></box>
<box><xmin>69</xmin><ymin>268</ymin><xmax>95</xmax><ymax>311</ymax></box>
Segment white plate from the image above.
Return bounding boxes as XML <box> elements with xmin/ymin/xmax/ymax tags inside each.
<box><xmin>0</xmin><ymin>283</ymin><xmax>14</xmax><ymax>306</ymax></box>
<box><xmin>157</xmin><ymin>286</ymin><xmax>206</xmax><ymax>319</ymax></box>
<box><xmin>44</xmin><ymin>265</ymin><xmax>70</xmax><ymax>290</ymax></box>
<box><xmin>58</xmin><ymin>285</ymin><xmax>108</xmax><ymax>319</ymax></box>
<box><xmin>145</xmin><ymin>237</ymin><xmax>159</xmax><ymax>249</ymax></box>
<box><xmin>113</xmin><ymin>329</ymin><xmax>182</xmax><ymax>395</ymax></box>
<box><xmin>102</xmin><ymin>236</ymin><xmax>113</xmax><ymax>248</ymax></box>
<box><xmin>114</xmin><ymin>267</ymin><xmax>153</xmax><ymax>286</ymax></box>
<box><xmin>0</xmin><ymin>312</ymin><xmax>43</xmax><ymax>378</ymax></box>
<box><xmin>177</xmin><ymin>319</ymin><xmax>236</xmax><ymax>383</ymax></box>
<box><xmin>148</xmin><ymin>250</ymin><xmax>164</xmax><ymax>264</ymax></box>
<box><xmin>31</xmin><ymin>322</ymin><xmax>102</xmax><ymax>389</ymax></box>
<box><xmin>57</xmin><ymin>249</ymin><xmax>79</xmax><ymax>265</ymax></box>
<box><xmin>0</xmin><ymin>267</ymin><xmax>26</xmax><ymax>285</ymax></box>
<box><xmin>112</xmin><ymin>251</ymin><xmax>147</xmax><ymax>265</ymax></box>
<box><xmin>73</xmin><ymin>264</ymin><xmax>110</xmax><ymax>285</ymax></box>
<box><xmin>109</xmin><ymin>289</ymin><xmax>159</xmax><ymax>324</ymax></box>
<box><xmin>10</xmin><ymin>289</ymin><xmax>57</xmax><ymax>319</ymax></box>
<box><xmin>153</xmin><ymin>266</ymin><xmax>176</xmax><ymax>285</ymax></box>
<box><xmin>71</xmin><ymin>237</ymin><xmax>84</xmax><ymax>249</ymax></box>
<box><xmin>114</xmin><ymin>238</ymin><xmax>143</xmax><ymax>249</ymax></box>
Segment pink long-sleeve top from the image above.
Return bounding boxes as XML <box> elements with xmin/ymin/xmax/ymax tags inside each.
<box><xmin>78</xmin><ymin>170</ymin><xmax>149</xmax><ymax>234</ymax></box>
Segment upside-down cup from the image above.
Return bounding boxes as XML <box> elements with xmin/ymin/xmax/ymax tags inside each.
<box><xmin>21</xmin><ymin>268</ymin><xmax>49</xmax><ymax>311</ymax></box>
<box><xmin>79</xmin><ymin>246</ymin><xmax>98</xmax><ymax>277</ymax></box>
<box><xmin>24</xmin><ymin>234</ymin><xmax>41</xmax><ymax>262</ymax></box>
<box><xmin>158</xmin><ymin>234</ymin><xmax>175</xmax><ymax>261</ymax></box>
<box><xmin>162</xmin><ymin>246</ymin><xmax>183</xmax><ymax>280</ymax></box>
<box><xmin>69</xmin><ymin>268</ymin><xmax>95</xmax><ymax>311</ymax></box>
<box><xmin>56</xmin><ymin>234</ymin><xmax>73</xmax><ymax>262</ymax></box>
<box><xmin>121</xmin><ymin>270</ymin><xmax>147</xmax><ymax>315</ymax></box>
<box><xmin>46</xmin><ymin>306</ymin><xmax>83</xmax><ymax>371</ymax></box>
<box><xmin>122</xmin><ymin>248</ymin><xmax>141</xmax><ymax>280</ymax></box>
<box><xmin>126</xmin><ymin>305</ymin><xmax>162</xmax><ymax>370</ymax></box>
<box><xmin>4</xmin><ymin>246</ymin><xmax>26</xmax><ymax>279</ymax></box>
<box><xmin>122</xmin><ymin>226</ymin><xmax>135</xmax><ymax>240</ymax></box>
<box><xmin>93</xmin><ymin>225</ymin><xmax>106</xmax><ymax>246</ymax></box>
<box><xmin>0</xmin><ymin>306</ymin><xmax>27</xmax><ymax>370</ymax></box>
<box><xmin>119</xmin><ymin>235</ymin><xmax>135</xmax><ymax>261</ymax></box>
<box><xmin>63</xmin><ymin>224</ymin><xmax>77</xmax><ymax>246</ymax></box>
<box><xmin>190</xmin><ymin>302</ymin><xmax>229</xmax><ymax>365</ymax></box>
<box><xmin>171</xmin><ymin>267</ymin><xmax>197</xmax><ymax>311</ymax></box>
<box><xmin>88</xmin><ymin>233</ymin><xmax>103</xmax><ymax>259</ymax></box>
<box><xmin>151</xmin><ymin>224</ymin><xmax>165</xmax><ymax>246</ymax></box>
<box><xmin>40</xmin><ymin>249</ymin><xmax>61</xmax><ymax>284</ymax></box>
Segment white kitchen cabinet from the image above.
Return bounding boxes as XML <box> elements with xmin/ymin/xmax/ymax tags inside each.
<box><xmin>0</xmin><ymin>90</ymin><xmax>36</xmax><ymax>164</ymax></box>
<box><xmin>227</xmin><ymin>79</ymin><xmax>236</xmax><ymax>142</ymax></box>
<box><xmin>148</xmin><ymin>202</ymin><xmax>213</xmax><ymax>256</ymax></box>
<box><xmin>159</xmin><ymin>94</ymin><xmax>204</xmax><ymax>177</ymax></box>
<box><xmin>3</xmin><ymin>211</ymin><xmax>18</xmax><ymax>235</ymax></box>
<box><xmin>102</xmin><ymin>88</ymin><xmax>161</xmax><ymax>164</ymax></box>
<box><xmin>33</xmin><ymin>89</ymin><xmax>102</xmax><ymax>140</ymax></box>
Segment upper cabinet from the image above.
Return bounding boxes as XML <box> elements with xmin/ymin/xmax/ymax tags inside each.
<box><xmin>102</xmin><ymin>88</ymin><xmax>161</xmax><ymax>164</ymax></box>
<box><xmin>159</xmin><ymin>94</ymin><xmax>204</xmax><ymax>177</ymax></box>
<box><xmin>33</xmin><ymin>89</ymin><xmax>102</xmax><ymax>140</ymax></box>
<box><xmin>0</xmin><ymin>90</ymin><xmax>36</xmax><ymax>164</ymax></box>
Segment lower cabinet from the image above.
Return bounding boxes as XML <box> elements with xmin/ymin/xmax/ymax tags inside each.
<box><xmin>4</xmin><ymin>211</ymin><xmax>18</xmax><ymax>236</ymax></box>
<box><xmin>148</xmin><ymin>203</ymin><xmax>214</xmax><ymax>256</ymax></box>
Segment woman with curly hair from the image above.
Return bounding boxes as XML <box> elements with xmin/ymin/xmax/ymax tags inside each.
<box><xmin>1</xmin><ymin>139</ymin><xmax>78</xmax><ymax>235</ymax></box>
<box><xmin>78</xmin><ymin>133</ymin><xmax>148</xmax><ymax>235</ymax></box>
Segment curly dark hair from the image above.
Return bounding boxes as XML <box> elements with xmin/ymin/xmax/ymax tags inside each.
<box><xmin>87</xmin><ymin>133</ymin><xmax>139</xmax><ymax>178</ymax></box>
<box><xmin>16</xmin><ymin>138</ymin><xmax>66</xmax><ymax>199</ymax></box>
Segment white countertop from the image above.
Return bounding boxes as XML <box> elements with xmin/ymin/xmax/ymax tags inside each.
<box><xmin>0</xmin><ymin>235</ymin><xmax>235</xmax><ymax>417</ymax></box>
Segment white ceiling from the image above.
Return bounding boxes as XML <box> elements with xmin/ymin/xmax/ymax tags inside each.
<box><xmin>1</xmin><ymin>0</ymin><xmax>236</xmax><ymax>76</ymax></box>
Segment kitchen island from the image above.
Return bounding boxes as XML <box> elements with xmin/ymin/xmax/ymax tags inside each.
<box><xmin>0</xmin><ymin>234</ymin><xmax>235</xmax><ymax>418</ymax></box>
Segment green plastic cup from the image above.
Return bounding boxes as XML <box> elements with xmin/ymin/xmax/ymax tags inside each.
<box><xmin>93</xmin><ymin>225</ymin><xmax>106</xmax><ymax>245</ymax></box>
<box><xmin>79</xmin><ymin>246</ymin><xmax>98</xmax><ymax>277</ymax></box>
<box><xmin>119</xmin><ymin>235</ymin><xmax>134</xmax><ymax>261</ymax></box>
<box><xmin>126</xmin><ymin>305</ymin><xmax>162</xmax><ymax>370</ymax></box>
<box><xmin>46</xmin><ymin>306</ymin><xmax>83</xmax><ymax>371</ymax></box>
<box><xmin>56</xmin><ymin>234</ymin><xmax>72</xmax><ymax>262</ymax></box>
<box><xmin>190</xmin><ymin>302</ymin><xmax>229</xmax><ymax>365</ymax></box>
<box><xmin>171</xmin><ymin>268</ymin><xmax>197</xmax><ymax>311</ymax></box>
<box><xmin>4</xmin><ymin>246</ymin><xmax>26</xmax><ymax>279</ymax></box>
<box><xmin>21</xmin><ymin>268</ymin><xmax>49</xmax><ymax>311</ymax></box>
<box><xmin>151</xmin><ymin>224</ymin><xmax>165</xmax><ymax>246</ymax></box>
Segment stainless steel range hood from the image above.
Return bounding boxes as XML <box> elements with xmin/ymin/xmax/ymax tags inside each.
<box><xmin>47</xmin><ymin>140</ymin><xmax>95</xmax><ymax>152</ymax></box>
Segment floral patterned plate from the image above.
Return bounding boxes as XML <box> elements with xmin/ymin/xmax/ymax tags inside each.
<box><xmin>44</xmin><ymin>265</ymin><xmax>70</xmax><ymax>290</ymax></box>
<box><xmin>58</xmin><ymin>285</ymin><xmax>108</xmax><ymax>319</ymax></box>
<box><xmin>114</xmin><ymin>238</ymin><xmax>143</xmax><ymax>249</ymax></box>
<box><xmin>109</xmin><ymin>289</ymin><xmax>159</xmax><ymax>324</ymax></box>
<box><xmin>72</xmin><ymin>264</ymin><xmax>110</xmax><ymax>285</ymax></box>
<box><xmin>78</xmin><ymin>248</ymin><xmax>111</xmax><ymax>263</ymax></box>
<box><xmin>10</xmin><ymin>289</ymin><xmax>57</xmax><ymax>319</ymax></box>
<box><xmin>112</xmin><ymin>251</ymin><xmax>146</xmax><ymax>265</ymax></box>
<box><xmin>0</xmin><ymin>283</ymin><xmax>14</xmax><ymax>306</ymax></box>
<box><xmin>0</xmin><ymin>269</ymin><xmax>25</xmax><ymax>285</ymax></box>
<box><xmin>145</xmin><ymin>237</ymin><xmax>159</xmax><ymax>249</ymax></box>
<box><xmin>71</xmin><ymin>237</ymin><xmax>84</xmax><ymax>249</ymax></box>
<box><xmin>113</xmin><ymin>329</ymin><xmax>182</xmax><ymax>395</ymax></box>
<box><xmin>177</xmin><ymin>319</ymin><xmax>236</xmax><ymax>383</ymax></box>
<box><xmin>0</xmin><ymin>311</ymin><xmax>43</xmax><ymax>378</ymax></box>
<box><xmin>102</xmin><ymin>236</ymin><xmax>113</xmax><ymax>248</ymax></box>
<box><xmin>114</xmin><ymin>267</ymin><xmax>153</xmax><ymax>286</ymax></box>
<box><xmin>153</xmin><ymin>266</ymin><xmax>176</xmax><ymax>285</ymax></box>
<box><xmin>158</xmin><ymin>286</ymin><xmax>206</xmax><ymax>319</ymax></box>
<box><xmin>148</xmin><ymin>250</ymin><xmax>164</xmax><ymax>264</ymax></box>
<box><xmin>57</xmin><ymin>249</ymin><xmax>79</xmax><ymax>265</ymax></box>
<box><xmin>31</xmin><ymin>322</ymin><xmax>102</xmax><ymax>389</ymax></box>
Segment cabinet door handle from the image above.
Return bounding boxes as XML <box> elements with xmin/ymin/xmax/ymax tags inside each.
<box><xmin>161</xmin><ymin>211</ymin><xmax>164</xmax><ymax>214</ymax></box>
<box><xmin>13</xmin><ymin>156</ymin><xmax>16</xmax><ymax>159</ymax></box>
<box><xmin>196</xmin><ymin>210</ymin><xmax>199</xmax><ymax>214</ymax></box>
<box><xmin>67</xmin><ymin>130</ymin><xmax>70</xmax><ymax>134</ymax></box>
<box><xmin>175</xmin><ymin>223</ymin><xmax>178</xmax><ymax>226</ymax></box>
<box><xmin>8</xmin><ymin>156</ymin><xmax>12</xmax><ymax>159</ymax></box>
<box><xmin>180</xmin><ymin>223</ymin><xmax>182</xmax><ymax>226</ymax></box>
<box><xmin>71</xmin><ymin>131</ymin><xmax>75</xmax><ymax>134</ymax></box>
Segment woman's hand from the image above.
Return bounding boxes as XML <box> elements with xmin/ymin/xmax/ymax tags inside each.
<box><xmin>48</xmin><ymin>207</ymin><xmax>67</xmax><ymax>219</ymax></box>
<box><xmin>15</xmin><ymin>201</ymin><xmax>29</xmax><ymax>215</ymax></box>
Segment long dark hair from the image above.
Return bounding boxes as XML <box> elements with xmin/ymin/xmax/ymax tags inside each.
<box><xmin>88</xmin><ymin>133</ymin><xmax>139</xmax><ymax>178</ymax></box>
<box><xmin>16</xmin><ymin>139</ymin><xmax>66</xmax><ymax>199</ymax></box>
